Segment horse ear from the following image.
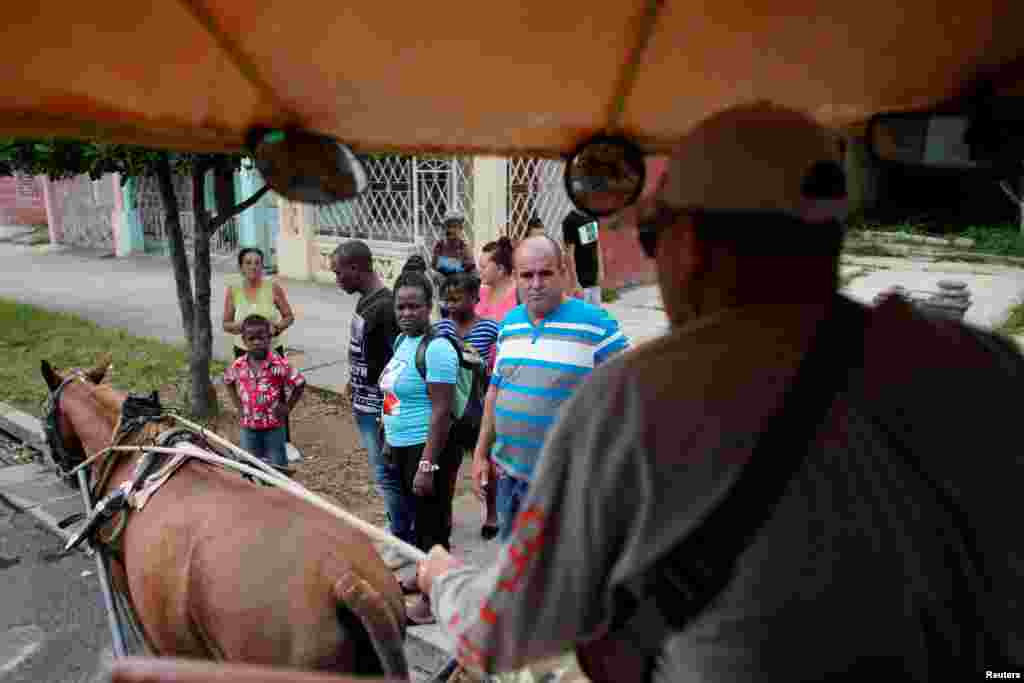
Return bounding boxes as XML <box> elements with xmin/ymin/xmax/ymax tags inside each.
<box><xmin>41</xmin><ymin>360</ymin><xmax>61</xmax><ymax>391</ymax></box>
<box><xmin>85</xmin><ymin>353</ymin><xmax>113</xmax><ymax>385</ymax></box>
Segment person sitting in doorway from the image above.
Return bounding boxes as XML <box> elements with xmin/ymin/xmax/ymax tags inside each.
<box><xmin>432</xmin><ymin>212</ymin><xmax>476</xmax><ymax>318</ymax></box>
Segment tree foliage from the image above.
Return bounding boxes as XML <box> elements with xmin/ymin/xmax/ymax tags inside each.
<box><xmin>0</xmin><ymin>138</ymin><xmax>268</xmax><ymax>418</ymax></box>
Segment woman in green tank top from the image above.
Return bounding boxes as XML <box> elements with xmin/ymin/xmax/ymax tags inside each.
<box><xmin>222</xmin><ymin>247</ymin><xmax>295</xmax><ymax>357</ymax></box>
<box><xmin>222</xmin><ymin>248</ymin><xmax>297</xmax><ymax>443</ymax></box>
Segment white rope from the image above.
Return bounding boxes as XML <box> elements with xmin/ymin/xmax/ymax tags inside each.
<box><xmin>104</xmin><ymin>445</ymin><xmax>427</xmax><ymax>563</ymax></box>
<box><xmin>66</xmin><ymin>447</ymin><xmax>112</xmax><ymax>476</ymax></box>
<box><xmin>168</xmin><ymin>414</ymin><xmax>293</xmax><ymax>486</ymax></box>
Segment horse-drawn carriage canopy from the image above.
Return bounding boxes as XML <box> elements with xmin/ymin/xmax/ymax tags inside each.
<box><xmin>3</xmin><ymin>0</ymin><xmax>1023</xmax><ymax>157</ymax></box>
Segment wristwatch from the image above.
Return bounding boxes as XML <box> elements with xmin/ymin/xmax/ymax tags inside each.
<box><xmin>418</xmin><ymin>460</ymin><xmax>440</xmax><ymax>473</ymax></box>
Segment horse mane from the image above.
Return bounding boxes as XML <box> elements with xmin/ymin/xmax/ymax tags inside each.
<box><xmin>87</xmin><ymin>382</ymin><xmax>126</xmax><ymax>424</ymax></box>
<box><xmin>86</xmin><ymin>382</ymin><xmax>179</xmax><ymax>447</ymax></box>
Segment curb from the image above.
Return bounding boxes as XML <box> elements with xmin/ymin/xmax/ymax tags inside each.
<box><xmin>0</xmin><ymin>400</ymin><xmax>52</xmax><ymax>459</ymax></box>
<box><xmin>0</xmin><ymin>401</ymin><xmax>79</xmax><ymax>544</ymax></box>
<box><xmin>853</xmin><ymin>229</ymin><xmax>976</xmax><ymax>249</ymax></box>
<box><xmin>0</xmin><ymin>478</ymin><xmax>78</xmax><ymax>546</ymax></box>
<box><xmin>844</xmin><ymin>239</ymin><xmax>1024</xmax><ymax>268</ymax></box>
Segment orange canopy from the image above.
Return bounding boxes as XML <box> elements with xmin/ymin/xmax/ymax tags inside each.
<box><xmin>2</xmin><ymin>1</ymin><xmax>1022</xmax><ymax>155</ymax></box>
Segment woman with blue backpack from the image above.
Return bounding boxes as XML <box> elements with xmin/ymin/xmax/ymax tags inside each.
<box><xmin>377</xmin><ymin>269</ymin><xmax>463</xmax><ymax>625</ymax></box>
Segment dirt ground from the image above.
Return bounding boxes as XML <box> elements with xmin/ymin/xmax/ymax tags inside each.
<box><xmin>160</xmin><ymin>383</ymin><xmax>474</xmax><ymax>528</ymax></box>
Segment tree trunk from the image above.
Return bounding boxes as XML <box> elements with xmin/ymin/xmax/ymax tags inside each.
<box><xmin>214</xmin><ymin>159</ymin><xmax>235</xmax><ymax>220</ymax></box>
<box><xmin>189</xmin><ymin>164</ymin><xmax>218</xmax><ymax>419</ymax></box>
<box><xmin>154</xmin><ymin>154</ymin><xmax>195</xmax><ymax>350</ymax></box>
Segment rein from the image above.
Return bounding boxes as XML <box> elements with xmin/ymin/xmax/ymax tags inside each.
<box><xmin>43</xmin><ymin>373</ymin><xmax>88</xmax><ymax>477</ymax></box>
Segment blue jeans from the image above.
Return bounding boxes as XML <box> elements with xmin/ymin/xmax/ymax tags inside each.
<box><xmin>354</xmin><ymin>411</ymin><xmax>413</xmax><ymax>544</ymax></box>
<box><xmin>496</xmin><ymin>474</ymin><xmax>530</xmax><ymax>541</ymax></box>
<box><xmin>239</xmin><ymin>426</ymin><xmax>288</xmax><ymax>467</ymax></box>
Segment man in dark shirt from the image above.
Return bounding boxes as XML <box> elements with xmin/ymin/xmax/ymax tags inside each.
<box><xmin>562</xmin><ymin>209</ymin><xmax>603</xmax><ymax>305</ymax></box>
<box><xmin>332</xmin><ymin>241</ymin><xmax>410</xmax><ymax>567</ymax></box>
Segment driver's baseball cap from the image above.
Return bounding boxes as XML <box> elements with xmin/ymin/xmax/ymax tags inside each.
<box><xmin>656</xmin><ymin>103</ymin><xmax>848</xmax><ymax>223</ymax></box>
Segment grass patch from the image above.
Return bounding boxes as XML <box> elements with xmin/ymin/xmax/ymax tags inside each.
<box><xmin>0</xmin><ymin>298</ymin><xmax>226</xmax><ymax>415</ymax></box>
<box><xmin>997</xmin><ymin>302</ymin><xmax>1024</xmax><ymax>336</ymax></box>
<box><xmin>849</xmin><ymin>220</ymin><xmax>1024</xmax><ymax>259</ymax></box>
<box><xmin>961</xmin><ymin>224</ymin><xmax>1024</xmax><ymax>257</ymax></box>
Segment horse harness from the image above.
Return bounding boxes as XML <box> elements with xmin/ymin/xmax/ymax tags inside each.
<box><xmin>43</xmin><ymin>380</ymin><xmax>212</xmax><ymax>557</ymax></box>
<box><xmin>43</xmin><ymin>374</ymin><xmax>88</xmax><ymax>476</ymax></box>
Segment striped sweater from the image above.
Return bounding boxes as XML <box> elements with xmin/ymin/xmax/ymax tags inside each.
<box><xmin>491</xmin><ymin>298</ymin><xmax>629</xmax><ymax>481</ymax></box>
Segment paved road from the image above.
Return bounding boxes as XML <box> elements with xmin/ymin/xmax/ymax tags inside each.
<box><xmin>842</xmin><ymin>255</ymin><xmax>1024</xmax><ymax>328</ymax></box>
<box><xmin>0</xmin><ymin>500</ymin><xmax>111</xmax><ymax>682</ymax></box>
<box><xmin>0</xmin><ymin>243</ymin><xmax>357</xmax><ymax>391</ymax></box>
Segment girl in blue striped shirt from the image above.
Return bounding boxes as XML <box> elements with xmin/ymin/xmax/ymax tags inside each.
<box><xmin>435</xmin><ymin>272</ymin><xmax>501</xmax><ymax>539</ymax></box>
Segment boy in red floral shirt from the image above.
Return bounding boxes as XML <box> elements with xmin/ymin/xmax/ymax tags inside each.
<box><xmin>223</xmin><ymin>315</ymin><xmax>306</xmax><ymax>468</ymax></box>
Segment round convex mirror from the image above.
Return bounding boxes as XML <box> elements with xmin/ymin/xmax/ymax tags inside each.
<box><xmin>563</xmin><ymin>134</ymin><xmax>646</xmax><ymax>217</ymax></box>
<box><xmin>250</xmin><ymin>128</ymin><xmax>369</xmax><ymax>205</ymax></box>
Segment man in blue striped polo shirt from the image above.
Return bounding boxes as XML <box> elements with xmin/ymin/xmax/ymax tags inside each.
<box><xmin>471</xmin><ymin>234</ymin><xmax>629</xmax><ymax>540</ymax></box>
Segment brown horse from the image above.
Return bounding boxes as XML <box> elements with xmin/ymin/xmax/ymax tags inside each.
<box><xmin>40</xmin><ymin>356</ymin><xmax>408</xmax><ymax>679</ymax></box>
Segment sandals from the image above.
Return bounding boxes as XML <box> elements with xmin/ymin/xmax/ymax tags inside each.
<box><xmin>480</xmin><ymin>489</ymin><xmax>499</xmax><ymax>540</ymax></box>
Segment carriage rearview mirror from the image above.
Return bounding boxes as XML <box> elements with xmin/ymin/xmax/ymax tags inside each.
<box><xmin>564</xmin><ymin>134</ymin><xmax>646</xmax><ymax>217</ymax></box>
<box><xmin>250</xmin><ymin>128</ymin><xmax>369</xmax><ymax>204</ymax></box>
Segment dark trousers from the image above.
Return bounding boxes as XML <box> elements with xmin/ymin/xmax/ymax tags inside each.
<box><xmin>391</xmin><ymin>439</ymin><xmax>461</xmax><ymax>553</ymax></box>
<box><xmin>233</xmin><ymin>346</ymin><xmax>290</xmax><ymax>443</ymax></box>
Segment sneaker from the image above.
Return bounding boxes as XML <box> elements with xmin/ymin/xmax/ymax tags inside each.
<box><xmin>377</xmin><ymin>542</ymin><xmax>413</xmax><ymax>571</ymax></box>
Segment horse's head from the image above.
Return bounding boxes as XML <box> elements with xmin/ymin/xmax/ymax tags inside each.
<box><xmin>40</xmin><ymin>354</ymin><xmax>118</xmax><ymax>475</ymax></box>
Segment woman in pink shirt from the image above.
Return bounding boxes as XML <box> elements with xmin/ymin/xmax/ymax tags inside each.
<box><xmin>476</xmin><ymin>236</ymin><xmax>518</xmax><ymax>325</ymax></box>
<box><xmin>473</xmin><ymin>236</ymin><xmax>516</xmax><ymax>540</ymax></box>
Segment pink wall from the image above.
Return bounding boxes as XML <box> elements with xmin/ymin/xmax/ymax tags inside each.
<box><xmin>0</xmin><ymin>175</ymin><xmax>47</xmax><ymax>226</ymax></box>
<box><xmin>600</xmin><ymin>156</ymin><xmax>668</xmax><ymax>290</ymax></box>
<box><xmin>41</xmin><ymin>175</ymin><xmax>116</xmax><ymax>249</ymax></box>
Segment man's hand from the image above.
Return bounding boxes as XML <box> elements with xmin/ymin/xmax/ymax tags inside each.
<box><xmin>344</xmin><ymin>381</ymin><xmax>353</xmax><ymax>401</ymax></box>
<box><xmin>471</xmin><ymin>451</ymin><xmax>494</xmax><ymax>502</ymax></box>
<box><xmin>413</xmin><ymin>469</ymin><xmax>435</xmax><ymax>497</ymax></box>
<box><xmin>417</xmin><ymin>545</ymin><xmax>464</xmax><ymax>595</ymax></box>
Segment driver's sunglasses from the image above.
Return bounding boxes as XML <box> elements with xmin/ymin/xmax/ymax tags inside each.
<box><xmin>637</xmin><ymin>203</ymin><xmax>695</xmax><ymax>258</ymax></box>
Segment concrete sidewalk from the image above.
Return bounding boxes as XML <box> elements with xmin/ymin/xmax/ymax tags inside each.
<box><xmin>840</xmin><ymin>254</ymin><xmax>1024</xmax><ymax>329</ymax></box>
